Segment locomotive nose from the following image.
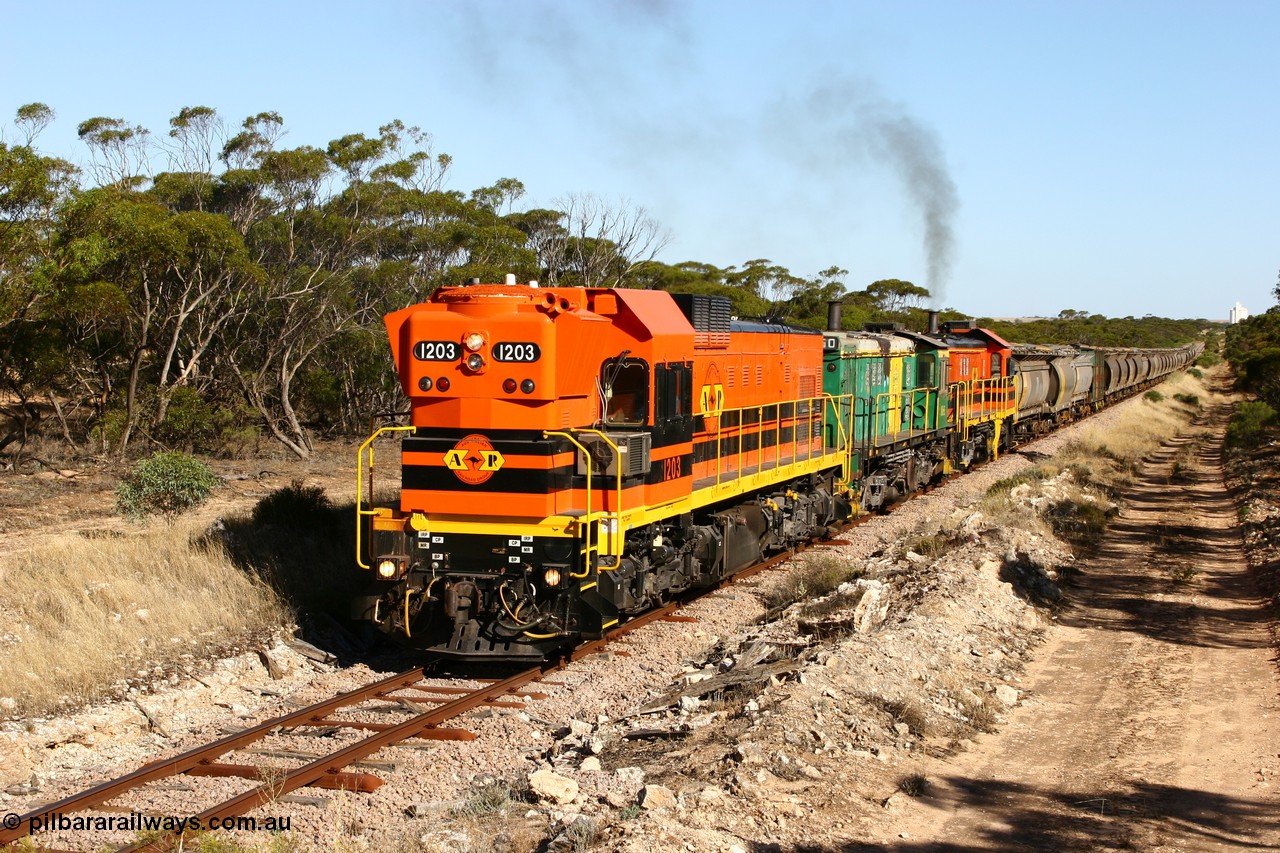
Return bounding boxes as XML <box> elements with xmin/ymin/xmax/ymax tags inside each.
<box><xmin>400</xmin><ymin>310</ymin><xmax>553</xmax><ymax>404</ymax></box>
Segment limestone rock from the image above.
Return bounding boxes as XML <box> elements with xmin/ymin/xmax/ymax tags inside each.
<box><xmin>529</xmin><ymin>768</ymin><xmax>579</xmax><ymax>805</ymax></box>
<box><xmin>639</xmin><ymin>783</ymin><xmax>676</xmax><ymax>810</ymax></box>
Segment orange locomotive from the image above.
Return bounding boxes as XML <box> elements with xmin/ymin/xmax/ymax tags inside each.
<box><xmin>935</xmin><ymin>320</ymin><xmax>1016</xmax><ymax>466</ymax></box>
<box><xmin>355</xmin><ymin>279</ymin><xmax>854</xmax><ymax>659</ymax></box>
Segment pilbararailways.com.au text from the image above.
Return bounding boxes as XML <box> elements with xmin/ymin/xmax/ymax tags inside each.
<box><xmin>7</xmin><ymin>811</ymin><xmax>291</xmax><ymax>834</ymax></box>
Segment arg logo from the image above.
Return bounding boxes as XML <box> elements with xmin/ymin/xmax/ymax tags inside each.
<box><xmin>443</xmin><ymin>434</ymin><xmax>505</xmax><ymax>484</ymax></box>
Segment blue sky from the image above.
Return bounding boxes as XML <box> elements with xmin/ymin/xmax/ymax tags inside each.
<box><xmin>3</xmin><ymin>0</ymin><xmax>1276</xmax><ymax>321</ymax></box>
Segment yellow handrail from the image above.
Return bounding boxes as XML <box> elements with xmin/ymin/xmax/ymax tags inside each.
<box><xmin>821</xmin><ymin>392</ymin><xmax>855</xmax><ymax>492</ymax></box>
<box><xmin>542</xmin><ymin>430</ymin><xmax>597</xmax><ymax>577</ymax></box>
<box><xmin>355</xmin><ymin>424</ymin><xmax>416</xmax><ymax>570</ymax></box>
<box><xmin>565</xmin><ymin>428</ymin><xmax>624</xmax><ymax>565</ymax></box>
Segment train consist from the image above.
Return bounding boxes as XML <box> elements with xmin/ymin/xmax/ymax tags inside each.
<box><xmin>354</xmin><ymin>278</ymin><xmax>1203</xmax><ymax>660</ymax></box>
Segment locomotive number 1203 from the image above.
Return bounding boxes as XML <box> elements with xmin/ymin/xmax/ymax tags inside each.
<box><xmin>493</xmin><ymin>342</ymin><xmax>542</xmax><ymax>362</ymax></box>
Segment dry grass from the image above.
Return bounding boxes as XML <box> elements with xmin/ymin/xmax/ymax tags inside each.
<box><xmin>979</xmin><ymin>489</ymin><xmax>1057</xmax><ymax>542</ymax></box>
<box><xmin>763</xmin><ymin>552</ymin><xmax>864</xmax><ymax>611</ymax></box>
<box><xmin>0</xmin><ymin>521</ymin><xmax>288</xmax><ymax>717</ymax></box>
<box><xmin>992</xmin><ymin>373</ymin><xmax>1211</xmax><ymax>499</ymax></box>
<box><xmin>886</xmin><ymin>696</ymin><xmax>934</xmax><ymax>736</ymax></box>
<box><xmin>901</xmin><ymin>531</ymin><xmax>957</xmax><ymax>561</ymax></box>
<box><xmin>898</xmin><ymin>773</ymin><xmax>929</xmax><ymax>796</ymax></box>
<box><xmin>976</xmin><ymin>372</ymin><xmax>1217</xmax><ymax>557</ymax></box>
<box><xmin>1067</xmin><ymin>372</ymin><xmax>1210</xmax><ymax>479</ymax></box>
<box><xmin>979</xmin><ymin>466</ymin><xmax>1056</xmax><ymax>523</ymax></box>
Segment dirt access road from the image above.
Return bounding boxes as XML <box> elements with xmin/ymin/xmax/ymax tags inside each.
<box><xmin>868</xmin><ymin>403</ymin><xmax>1280</xmax><ymax>852</ymax></box>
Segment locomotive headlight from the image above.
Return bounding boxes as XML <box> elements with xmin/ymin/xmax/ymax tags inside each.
<box><xmin>466</xmin><ymin>353</ymin><xmax>485</xmax><ymax>372</ymax></box>
<box><xmin>463</xmin><ymin>331</ymin><xmax>486</xmax><ymax>352</ymax></box>
<box><xmin>377</xmin><ymin>559</ymin><xmax>399</xmax><ymax>579</ymax></box>
<box><xmin>543</xmin><ymin>567</ymin><xmax>562</xmax><ymax>587</ymax></box>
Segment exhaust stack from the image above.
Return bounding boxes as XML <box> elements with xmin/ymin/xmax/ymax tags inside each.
<box><xmin>827</xmin><ymin>300</ymin><xmax>843</xmax><ymax>332</ymax></box>
<box><xmin>927</xmin><ymin>310</ymin><xmax>940</xmax><ymax>335</ymax></box>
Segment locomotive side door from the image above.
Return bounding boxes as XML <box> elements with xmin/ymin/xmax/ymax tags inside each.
<box><xmin>888</xmin><ymin>356</ymin><xmax>903</xmax><ymax>436</ymax></box>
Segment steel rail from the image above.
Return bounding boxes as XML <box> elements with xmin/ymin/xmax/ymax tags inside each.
<box><xmin>116</xmin><ymin>666</ymin><xmax>548</xmax><ymax>852</ymax></box>
<box><xmin>0</xmin><ymin>667</ymin><xmax>434</xmax><ymax>847</ymax></box>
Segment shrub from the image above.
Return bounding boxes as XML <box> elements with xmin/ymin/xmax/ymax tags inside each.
<box><xmin>898</xmin><ymin>773</ymin><xmax>929</xmax><ymax>796</ymax></box>
<box><xmin>90</xmin><ymin>408</ymin><xmax>129</xmax><ymax>450</ymax></box>
<box><xmin>985</xmin><ymin>466</ymin><xmax>1048</xmax><ymax>497</ymax></box>
<box><xmin>764</xmin><ymin>554</ymin><xmax>861</xmax><ymax>611</ymax></box>
<box><xmin>1188</xmin><ymin>367</ymin><xmax>1204</xmax><ymax>380</ymax></box>
<box><xmin>563</xmin><ymin>816</ymin><xmax>601</xmax><ymax>852</ymax></box>
<box><xmin>1195</xmin><ymin>352</ymin><xmax>1221</xmax><ymax>367</ymax></box>
<box><xmin>1064</xmin><ymin>461</ymin><xmax>1096</xmax><ymax>486</ymax></box>
<box><xmin>157</xmin><ymin>388</ymin><xmax>261</xmax><ymax>458</ymax></box>
<box><xmin>211</xmin><ymin>485</ymin><xmax>357</xmax><ymax>618</ymax></box>
<box><xmin>1226</xmin><ymin>401</ymin><xmax>1276</xmax><ymax>449</ymax></box>
<box><xmin>1144</xmin><ymin>390</ymin><xmax>1164</xmax><ymax>403</ymax></box>
<box><xmin>1047</xmin><ymin>498</ymin><xmax>1110</xmax><ymax>553</ymax></box>
<box><xmin>154</xmin><ymin>386</ymin><xmax>218</xmax><ymax>451</ymax></box>
<box><xmin>454</xmin><ymin>781</ymin><xmax>517</xmax><ymax>817</ymax></box>
<box><xmin>1173</xmin><ymin>393</ymin><xmax>1200</xmax><ymax>407</ymax></box>
<box><xmin>116</xmin><ymin>451</ymin><xmax>219</xmax><ymax>520</ymax></box>
<box><xmin>902</xmin><ymin>532</ymin><xmax>954</xmax><ymax>560</ymax></box>
<box><xmin>252</xmin><ymin>479</ymin><xmax>332</xmax><ymax>529</ymax></box>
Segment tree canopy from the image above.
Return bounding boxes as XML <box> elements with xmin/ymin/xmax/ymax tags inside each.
<box><xmin>0</xmin><ymin>101</ymin><xmax>1213</xmax><ymax>463</ymax></box>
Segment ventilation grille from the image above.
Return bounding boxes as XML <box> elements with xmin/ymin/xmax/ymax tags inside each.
<box><xmin>672</xmin><ymin>293</ymin><xmax>731</xmax><ymax>349</ymax></box>
<box><xmin>575</xmin><ymin>432</ymin><xmax>652</xmax><ymax>478</ymax></box>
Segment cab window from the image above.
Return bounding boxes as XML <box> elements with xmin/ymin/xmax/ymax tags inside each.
<box><xmin>654</xmin><ymin>361</ymin><xmax>693</xmax><ymax>443</ymax></box>
<box><xmin>656</xmin><ymin>362</ymin><xmax>692</xmax><ymax>423</ymax></box>
<box><xmin>917</xmin><ymin>354</ymin><xmax>936</xmax><ymax>387</ymax></box>
<box><xmin>602</xmin><ymin>358</ymin><xmax>649</xmax><ymax>426</ymax></box>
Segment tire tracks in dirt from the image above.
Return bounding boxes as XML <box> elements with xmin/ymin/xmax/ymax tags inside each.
<box><xmin>872</xmin><ymin>403</ymin><xmax>1280</xmax><ymax>852</ymax></box>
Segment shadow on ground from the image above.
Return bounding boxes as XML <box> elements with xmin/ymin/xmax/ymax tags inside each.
<box><xmin>745</xmin><ymin>777</ymin><xmax>1279</xmax><ymax>851</ymax></box>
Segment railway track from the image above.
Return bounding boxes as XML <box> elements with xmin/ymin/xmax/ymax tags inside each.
<box><xmin>0</xmin><ymin>579</ymin><xmax>770</xmax><ymax>853</ymax></box>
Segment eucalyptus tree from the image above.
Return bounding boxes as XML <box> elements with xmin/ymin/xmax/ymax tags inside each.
<box><xmin>0</xmin><ymin>108</ymin><xmax>77</xmax><ymax>336</ymax></box>
<box><xmin>77</xmin><ymin>116</ymin><xmax>151</xmax><ymax>188</ymax></box>
<box><xmin>779</xmin><ymin>265</ymin><xmax>847</xmax><ymax>329</ymax></box>
<box><xmin>49</xmin><ymin>107</ymin><xmax>289</xmax><ymax>454</ymax></box>
<box><xmin>217</xmin><ymin>119</ymin><xmax>487</xmax><ymax>456</ymax></box>
<box><xmin>54</xmin><ymin>184</ymin><xmax>263</xmax><ymax>453</ymax></box>
<box><xmin>5</xmin><ymin>101</ymin><xmax>698</xmax><ymax>459</ymax></box>
<box><xmin>545</xmin><ymin>193</ymin><xmax>670</xmax><ymax>288</ymax></box>
<box><xmin>865</xmin><ymin>278</ymin><xmax>931</xmax><ymax>314</ymax></box>
<box><xmin>508</xmin><ymin>207</ymin><xmax>569</xmax><ymax>284</ymax></box>
<box><xmin>0</xmin><ymin>105</ymin><xmax>78</xmax><ymax>456</ymax></box>
<box><xmin>629</xmin><ymin>259</ymin><xmax>769</xmax><ymax>318</ymax></box>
